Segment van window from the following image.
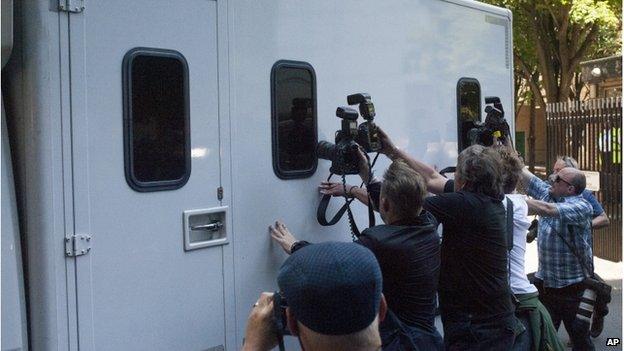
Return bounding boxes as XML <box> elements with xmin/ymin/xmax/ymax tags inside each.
<box><xmin>271</xmin><ymin>60</ymin><xmax>318</xmax><ymax>179</ymax></box>
<box><xmin>456</xmin><ymin>78</ymin><xmax>481</xmax><ymax>152</ymax></box>
<box><xmin>123</xmin><ymin>48</ymin><xmax>191</xmax><ymax>191</ymax></box>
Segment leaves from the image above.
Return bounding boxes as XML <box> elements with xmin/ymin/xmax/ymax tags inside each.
<box><xmin>481</xmin><ymin>0</ymin><xmax>621</xmax><ymax>105</ymax></box>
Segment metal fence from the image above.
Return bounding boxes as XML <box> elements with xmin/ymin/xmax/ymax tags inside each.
<box><xmin>546</xmin><ymin>97</ymin><xmax>622</xmax><ymax>262</ymax></box>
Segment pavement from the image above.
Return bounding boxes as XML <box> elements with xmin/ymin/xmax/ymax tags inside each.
<box><xmin>434</xmin><ymin>241</ymin><xmax>623</xmax><ymax>350</ymax></box>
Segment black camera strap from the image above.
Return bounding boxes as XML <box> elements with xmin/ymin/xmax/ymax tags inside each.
<box><xmin>316</xmin><ymin>153</ymin><xmax>379</xmax><ymax>239</ymax></box>
<box><xmin>439</xmin><ymin>166</ymin><xmax>456</xmax><ymax>177</ymax></box>
<box><xmin>316</xmin><ymin>174</ymin><xmax>363</xmax><ymax>238</ymax></box>
<box><xmin>317</xmin><ymin>193</ymin><xmax>353</xmax><ymax>226</ymax></box>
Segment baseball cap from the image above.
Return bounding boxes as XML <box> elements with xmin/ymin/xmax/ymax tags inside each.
<box><xmin>277</xmin><ymin>241</ymin><xmax>382</xmax><ymax>335</ymax></box>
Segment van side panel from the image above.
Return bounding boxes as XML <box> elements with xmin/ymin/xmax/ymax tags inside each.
<box><xmin>228</xmin><ymin>0</ymin><xmax>513</xmax><ymax>348</ymax></box>
<box><xmin>3</xmin><ymin>1</ymin><xmax>514</xmax><ymax>349</ymax></box>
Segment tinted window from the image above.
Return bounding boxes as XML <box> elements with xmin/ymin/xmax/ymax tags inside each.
<box><xmin>123</xmin><ymin>48</ymin><xmax>191</xmax><ymax>191</ymax></box>
<box><xmin>457</xmin><ymin>78</ymin><xmax>481</xmax><ymax>152</ymax></box>
<box><xmin>271</xmin><ymin>61</ymin><xmax>317</xmax><ymax>179</ymax></box>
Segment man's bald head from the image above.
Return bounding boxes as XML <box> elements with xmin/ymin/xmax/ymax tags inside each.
<box><xmin>558</xmin><ymin>167</ymin><xmax>586</xmax><ymax>195</ymax></box>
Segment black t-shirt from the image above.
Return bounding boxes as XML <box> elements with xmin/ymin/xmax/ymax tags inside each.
<box><xmin>292</xmin><ymin>193</ymin><xmax>440</xmax><ymax>332</ymax></box>
<box><xmin>358</xmin><ymin>212</ymin><xmax>441</xmax><ymax>331</ymax></box>
<box><xmin>424</xmin><ymin>179</ymin><xmax>512</xmax><ymax>319</ymax></box>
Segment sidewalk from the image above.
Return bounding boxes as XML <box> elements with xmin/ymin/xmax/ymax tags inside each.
<box><xmin>525</xmin><ymin>241</ymin><xmax>623</xmax><ymax>351</ymax></box>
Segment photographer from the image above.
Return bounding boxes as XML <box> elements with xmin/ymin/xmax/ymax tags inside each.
<box><xmin>272</xmin><ymin>160</ymin><xmax>443</xmax><ymax>351</ymax></box>
<box><xmin>241</xmin><ymin>242</ymin><xmax>387</xmax><ymax>351</ymax></box>
<box><xmin>550</xmin><ymin>156</ymin><xmax>609</xmax><ymax>230</ymax></box>
<box><xmin>494</xmin><ymin>144</ymin><xmax>564</xmax><ymax>351</ymax></box>
<box><xmin>518</xmin><ymin>156</ymin><xmax>595</xmax><ymax>350</ymax></box>
<box><xmin>532</xmin><ymin>155</ymin><xmax>610</xmax><ymax>338</ymax></box>
<box><xmin>371</xmin><ymin>129</ymin><xmax>519</xmax><ymax>350</ymax></box>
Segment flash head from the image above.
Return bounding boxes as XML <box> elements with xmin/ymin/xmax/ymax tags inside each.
<box><xmin>336</xmin><ymin>107</ymin><xmax>359</xmax><ymax>120</ymax></box>
<box><xmin>347</xmin><ymin>93</ymin><xmax>371</xmax><ymax>105</ymax></box>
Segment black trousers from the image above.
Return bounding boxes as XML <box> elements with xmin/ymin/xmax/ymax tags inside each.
<box><xmin>533</xmin><ymin>279</ymin><xmax>594</xmax><ymax>351</ymax></box>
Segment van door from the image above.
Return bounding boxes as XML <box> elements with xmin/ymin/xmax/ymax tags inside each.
<box><xmin>68</xmin><ymin>2</ymin><xmax>228</xmax><ymax>349</ymax></box>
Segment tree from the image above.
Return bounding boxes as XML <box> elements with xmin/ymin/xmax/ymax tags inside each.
<box><xmin>484</xmin><ymin>0</ymin><xmax>621</xmax><ymax>108</ymax></box>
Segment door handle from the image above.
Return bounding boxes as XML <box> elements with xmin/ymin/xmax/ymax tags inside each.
<box><xmin>183</xmin><ymin>206</ymin><xmax>228</xmax><ymax>251</ymax></box>
<box><xmin>191</xmin><ymin>221</ymin><xmax>223</xmax><ymax>232</ymax></box>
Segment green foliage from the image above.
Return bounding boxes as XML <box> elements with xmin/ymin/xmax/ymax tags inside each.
<box><xmin>482</xmin><ymin>0</ymin><xmax>621</xmax><ymax>104</ymax></box>
<box><xmin>570</xmin><ymin>0</ymin><xmax>619</xmax><ymax>28</ymax></box>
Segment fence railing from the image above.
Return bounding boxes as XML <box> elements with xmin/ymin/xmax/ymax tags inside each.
<box><xmin>546</xmin><ymin>97</ymin><xmax>622</xmax><ymax>262</ymax></box>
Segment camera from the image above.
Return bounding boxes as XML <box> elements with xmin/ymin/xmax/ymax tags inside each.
<box><xmin>317</xmin><ymin>107</ymin><xmax>362</xmax><ymax>175</ymax></box>
<box><xmin>467</xmin><ymin>96</ymin><xmax>510</xmax><ymax>146</ymax></box>
<box><xmin>576</xmin><ymin>288</ymin><xmax>597</xmax><ymax>323</ymax></box>
<box><xmin>317</xmin><ymin>93</ymin><xmax>382</xmax><ymax>175</ymax></box>
<box><xmin>273</xmin><ymin>291</ymin><xmax>290</xmax><ymax>336</ymax></box>
<box><xmin>347</xmin><ymin>93</ymin><xmax>382</xmax><ymax>153</ymax></box>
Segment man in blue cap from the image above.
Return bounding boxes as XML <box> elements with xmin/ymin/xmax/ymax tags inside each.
<box><xmin>242</xmin><ymin>242</ymin><xmax>387</xmax><ymax>351</ymax></box>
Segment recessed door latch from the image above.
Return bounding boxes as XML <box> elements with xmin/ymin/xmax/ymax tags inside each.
<box><xmin>65</xmin><ymin>234</ymin><xmax>92</xmax><ymax>257</ymax></box>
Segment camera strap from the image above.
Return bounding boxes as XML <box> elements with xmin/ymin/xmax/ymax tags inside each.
<box><xmin>504</xmin><ymin>198</ymin><xmax>519</xmax><ymax>306</ymax></box>
<box><xmin>316</xmin><ymin>152</ymin><xmax>378</xmax><ymax>238</ymax></box>
<box><xmin>553</xmin><ymin>222</ymin><xmax>595</xmax><ymax>278</ymax></box>
<box><xmin>317</xmin><ymin>174</ymin><xmax>362</xmax><ymax>238</ymax></box>
<box><xmin>317</xmin><ymin>193</ymin><xmax>353</xmax><ymax>226</ymax></box>
<box><xmin>439</xmin><ymin>166</ymin><xmax>456</xmax><ymax>177</ymax></box>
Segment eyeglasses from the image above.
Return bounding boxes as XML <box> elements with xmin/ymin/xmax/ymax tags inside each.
<box><xmin>555</xmin><ymin>175</ymin><xmax>573</xmax><ymax>187</ymax></box>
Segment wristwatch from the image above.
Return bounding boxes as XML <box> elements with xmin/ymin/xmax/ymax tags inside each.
<box><xmin>290</xmin><ymin>240</ymin><xmax>310</xmax><ymax>254</ymax></box>
<box><xmin>347</xmin><ymin>185</ymin><xmax>357</xmax><ymax>198</ymax></box>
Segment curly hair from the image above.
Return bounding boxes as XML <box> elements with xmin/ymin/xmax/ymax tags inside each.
<box><xmin>456</xmin><ymin>145</ymin><xmax>503</xmax><ymax>198</ymax></box>
<box><xmin>493</xmin><ymin>145</ymin><xmax>524</xmax><ymax>194</ymax></box>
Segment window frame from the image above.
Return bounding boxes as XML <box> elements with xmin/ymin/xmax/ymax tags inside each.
<box><xmin>456</xmin><ymin>77</ymin><xmax>482</xmax><ymax>153</ymax></box>
<box><xmin>270</xmin><ymin>60</ymin><xmax>318</xmax><ymax>180</ymax></box>
<box><xmin>122</xmin><ymin>47</ymin><xmax>191</xmax><ymax>192</ymax></box>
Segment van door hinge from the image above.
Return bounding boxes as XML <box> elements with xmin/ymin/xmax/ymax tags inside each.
<box><xmin>58</xmin><ymin>0</ymin><xmax>85</xmax><ymax>13</ymax></box>
<box><xmin>217</xmin><ymin>187</ymin><xmax>224</xmax><ymax>201</ymax></box>
<box><xmin>65</xmin><ymin>234</ymin><xmax>92</xmax><ymax>257</ymax></box>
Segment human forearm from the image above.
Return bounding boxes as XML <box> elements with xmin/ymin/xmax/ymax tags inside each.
<box><xmin>519</xmin><ymin>167</ymin><xmax>535</xmax><ymax>189</ymax></box>
<box><xmin>377</xmin><ymin>127</ymin><xmax>447</xmax><ymax>194</ymax></box>
<box><xmin>242</xmin><ymin>293</ymin><xmax>278</xmax><ymax>351</ymax></box>
<box><xmin>592</xmin><ymin>212</ymin><xmax>610</xmax><ymax>230</ymax></box>
<box><xmin>387</xmin><ymin>148</ymin><xmax>447</xmax><ymax>194</ymax></box>
<box><xmin>349</xmin><ymin>186</ymin><xmax>370</xmax><ymax>206</ymax></box>
<box><xmin>526</xmin><ymin>199</ymin><xmax>559</xmax><ymax>217</ymax></box>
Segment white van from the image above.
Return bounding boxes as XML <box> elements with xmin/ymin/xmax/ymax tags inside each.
<box><xmin>1</xmin><ymin>0</ymin><xmax>514</xmax><ymax>349</ymax></box>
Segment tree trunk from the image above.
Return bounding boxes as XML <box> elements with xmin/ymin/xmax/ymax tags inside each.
<box><xmin>528</xmin><ymin>96</ymin><xmax>536</xmax><ymax>173</ymax></box>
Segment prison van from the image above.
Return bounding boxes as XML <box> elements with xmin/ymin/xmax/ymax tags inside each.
<box><xmin>1</xmin><ymin>0</ymin><xmax>514</xmax><ymax>349</ymax></box>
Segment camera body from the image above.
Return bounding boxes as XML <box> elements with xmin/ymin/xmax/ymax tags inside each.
<box><xmin>317</xmin><ymin>94</ymin><xmax>382</xmax><ymax>175</ymax></box>
<box><xmin>273</xmin><ymin>291</ymin><xmax>291</xmax><ymax>336</ymax></box>
<box><xmin>317</xmin><ymin>107</ymin><xmax>362</xmax><ymax>175</ymax></box>
<box><xmin>467</xmin><ymin>96</ymin><xmax>510</xmax><ymax>146</ymax></box>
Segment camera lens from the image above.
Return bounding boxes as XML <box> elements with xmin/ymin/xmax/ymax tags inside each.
<box><xmin>316</xmin><ymin>141</ymin><xmax>337</xmax><ymax>161</ymax></box>
<box><xmin>576</xmin><ymin>288</ymin><xmax>596</xmax><ymax>323</ymax></box>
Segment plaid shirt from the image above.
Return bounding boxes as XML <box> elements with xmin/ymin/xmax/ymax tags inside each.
<box><xmin>527</xmin><ymin>176</ymin><xmax>593</xmax><ymax>288</ymax></box>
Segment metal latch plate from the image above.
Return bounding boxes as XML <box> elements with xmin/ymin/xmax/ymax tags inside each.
<box><xmin>65</xmin><ymin>234</ymin><xmax>91</xmax><ymax>257</ymax></box>
<box><xmin>59</xmin><ymin>0</ymin><xmax>85</xmax><ymax>13</ymax></box>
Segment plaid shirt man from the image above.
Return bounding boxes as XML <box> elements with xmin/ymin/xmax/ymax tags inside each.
<box><xmin>527</xmin><ymin>176</ymin><xmax>593</xmax><ymax>288</ymax></box>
